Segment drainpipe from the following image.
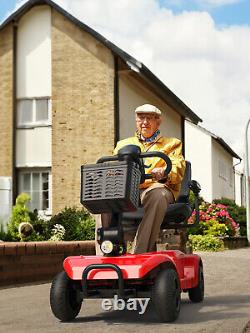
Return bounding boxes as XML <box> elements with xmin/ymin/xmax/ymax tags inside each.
<box><xmin>12</xmin><ymin>22</ymin><xmax>18</xmax><ymax>204</ymax></box>
<box><xmin>233</xmin><ymin>159</ymin><xmax>242</xmax><ymax>205</ymax></box>
<box><xmin>114</xmin><ymin>56</ymin><xmax>120</xmax><ymax>146</ymax></box>
<box><xmin>181</xmin><ymin>117</ymin><xmax>185</xmax><ymax>158</ymax></box>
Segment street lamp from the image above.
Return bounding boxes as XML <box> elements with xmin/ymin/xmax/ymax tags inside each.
<box><xmin>245</xmin><ymin>118</ymin><xmax>250</xmax><ymax>244</ymax></box>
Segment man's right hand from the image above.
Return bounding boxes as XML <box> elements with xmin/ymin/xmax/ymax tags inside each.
<box><xmin>151</xmin><ymin>167</ymin><xmax>166</xmax><ymax>181</ymax></box>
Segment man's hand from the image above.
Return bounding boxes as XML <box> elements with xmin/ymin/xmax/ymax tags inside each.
<box><xmin>151</xmin><ymin>167</ymin><xmax>166</xmax><ymax>181</ymax></box>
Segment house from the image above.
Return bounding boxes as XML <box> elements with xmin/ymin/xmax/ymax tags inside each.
<box><xmin>185</xmin><ymin>120</ymin><xmax>241</xmax><ymax>203</ymax></box>
<box><xmin>0</xmin><ymin>0</ymin><xmax>202</xmax><ymax>227</ymax></box>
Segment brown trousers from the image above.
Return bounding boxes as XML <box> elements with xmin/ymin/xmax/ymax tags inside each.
<box><xmin>95</xmin><ymin>183</ymin><xmax>174</xmax><ymax>255</ymax></box>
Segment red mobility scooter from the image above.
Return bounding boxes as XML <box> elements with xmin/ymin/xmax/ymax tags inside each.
<box><xmin>50</xmin><ymin>145</ymin><xmax>204</xmax><ymax>322</ymax></box>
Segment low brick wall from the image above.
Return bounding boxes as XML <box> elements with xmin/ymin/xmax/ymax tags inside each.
<box><xmin>222</xmin><ymin>237</ymin><xmax>249</xmax><ymax>250</ymax></box>
<box><xmin>0</xmin><ymin>241</ymin><xmax>95</xmax><ymax>287</ymax></box>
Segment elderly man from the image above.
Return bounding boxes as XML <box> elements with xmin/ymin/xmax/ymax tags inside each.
<box><xmin>96</xmin><ymin>104</ymin><xmax>185</xmax><ymax>254</ymax></box>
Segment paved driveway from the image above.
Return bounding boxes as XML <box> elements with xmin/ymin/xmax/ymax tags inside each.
<box><xmin>1</xmin><ymin>248</ymin><xmax>250</xmax><ymax>333</ymax></box>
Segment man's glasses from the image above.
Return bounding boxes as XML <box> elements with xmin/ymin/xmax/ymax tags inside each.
<box><xmin>136</xmin><ymin>115</ymin><xmax>157</xmax><ymax>122</ymax></box>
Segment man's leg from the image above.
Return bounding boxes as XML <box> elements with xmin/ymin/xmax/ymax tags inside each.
<box><xmin>132</xmin><ymin>185</ymin><xmax>174</xmax><ymax>254</ymax></box>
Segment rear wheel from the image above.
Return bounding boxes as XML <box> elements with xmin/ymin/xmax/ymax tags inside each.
<box><xmin>50</xmin><ymin>271</ymin><xmax>82</xmax><ymax>321</ymax></box>
<box><xmin>152</xmin><ymin>268</ymin><xmax>181</xmax><ymax>322</ymax></box>
<box><xmin>188</xmin><ymin>265</ymin><xmax>204</xmax><ymax>303</ymax></box>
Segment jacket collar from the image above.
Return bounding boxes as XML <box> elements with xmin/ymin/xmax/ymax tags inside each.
<box><xmin>136</xmin><ymin>130</ymin><xmax>163</xmax><ymax>144</ymax></box>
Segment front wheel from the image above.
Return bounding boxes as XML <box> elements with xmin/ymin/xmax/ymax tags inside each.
<box><xmin>188</xmin><ymin>265</ymin><xmax>204</xmax><ymax>303</ymax></box>
<box><xmin>50</xmin><ymin>271</ymin><xmax>82</xmax><ymax>321</ymax></box>
<box><xmin>152</xmin><ymin>268</ymin><xmax>181</xmax><ymax>322</ymax></box>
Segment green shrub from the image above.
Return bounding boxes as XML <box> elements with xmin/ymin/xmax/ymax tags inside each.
<box><xmin>47</xmin><ymin>207</ymin><xmax>95</xmax><ymax>241</ymax></box>
<box><xmin>7</xmin><ymin>193</ymin><xmax>48</xmax><ymax>241</ymax></box>
<box><xmin>203</xmin><ymin>219</ymin><xmax>227</xmax><ymax>237</ymax></box>
<box><xmin>189</xmin><ymin>234</ymin><xmax>225</xmax><ymax>252</ymax></box>
<box><xmin>0</xmin><ymin>221</ymin><xmax>13</xmax><ymax>241</ymax></box>
<box><xmin>6</xmin><ymin>194</ymin><xmax>95</xmax><ymax>242</ymax></box>
<box><xmin>213</xmin><ymin>198</ymin><xmax>246</xmax><ymax>236</ymax></box>
<box><xmin>27</xmin><ymin>210</ymin><xmax>50</xmax><ymax>241</ymax></box>
<box><xmin>7</xmin><ymin>193</ymin><xmax>32</xmax><ymax>241</ymax></box>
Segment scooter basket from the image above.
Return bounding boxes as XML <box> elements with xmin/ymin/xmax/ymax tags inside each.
<box><xmin>81</xmin><ymin>161</ymin><xmax>141</xmax><ymax>213</ymax></box>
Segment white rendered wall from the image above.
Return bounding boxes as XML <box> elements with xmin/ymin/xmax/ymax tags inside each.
<box><xmin>185</xmin><ymin>121</ymin><xmax>213</xmax><ymax>202</ymax></box>
<box><xmin>16</xmin><ymin>127</ymin><xmax>52</xmax><ymax>167</ymax></box>
<box><xmin>212</xmin><ymin>139</ymin><xmax>234</xmax><ymax>200</ymax></box>
<box><xmin>0</xmin><ymin>177</ymin><xmax>12</xmax><ymax>231</ymax></box>
<box><xmin>16</xmin><ymin>5</ymin><xmax>52</xmax><ymax>168</ymax></box>
<box><xmin>16</xmin><ymin>5</ymin><xmax>51</xmax><ymax>98</ymax></box>
<box><xmin>119</xmin><ymin>74</ymin><xmax>182</xmax><ymax>140</ymax></box>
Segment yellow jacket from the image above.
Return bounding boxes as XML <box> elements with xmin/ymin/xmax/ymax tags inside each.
<box><xmin>114</xmin><ymin>134</ymin><xmax>186</xmax><ymax>200</ymax></box>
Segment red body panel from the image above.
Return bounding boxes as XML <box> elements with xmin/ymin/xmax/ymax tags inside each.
<box><xmin>63</xmin><ymin>251</ymin><xmax>201</xmax><ymax>290</ymax></box>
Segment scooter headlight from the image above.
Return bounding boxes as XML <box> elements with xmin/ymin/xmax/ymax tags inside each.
<box><xmin>100</xmin><ymin>240</ymin><xmax>114</xmax><ymax>254</ymax></box>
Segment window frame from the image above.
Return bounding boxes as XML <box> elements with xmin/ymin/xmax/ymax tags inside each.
<box><xmin>18</xmin><ymin>168</ymin><xmax>52</xmax><ymax>214</ymax></box>
<box><xmin>16</xmin><ymin>97</ymin><xmax>52</xmax><ymax>128</ymax></box>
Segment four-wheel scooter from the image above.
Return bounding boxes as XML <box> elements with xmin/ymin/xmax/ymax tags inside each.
<box><xmin>50</xmin><ymin>144</ymin><xmax>204</xmax><ymax>322</ymax></box>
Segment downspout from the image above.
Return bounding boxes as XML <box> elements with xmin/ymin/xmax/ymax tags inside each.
<box><xmin>12</xmin><ymin>22</ymin><xmax>18</xmax><ymax>204</ymax></box>
<box><xmin>114</xmin><ymin>56</ymin><xmax>120</xmax><ymax>146</ymax></box>
<box><xmin>233</xmin><ymin>159</ymin><xmax>242</xmax><ymax>204</ymax></box>
<box><xmin>181</xmin><ymin>117</ymin><xmax>185</xmax><ymax>158</ymax></box>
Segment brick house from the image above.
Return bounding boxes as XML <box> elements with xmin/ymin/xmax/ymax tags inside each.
<box><xmin>0</xmin><ymin>0</ymin><xmax>201</xmax><ymax>225</ymax></box>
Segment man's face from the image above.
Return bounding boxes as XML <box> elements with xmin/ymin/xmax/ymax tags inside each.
<box><xmin>136</xmin><ymin>113</ymin><xmax>162</xmax><ymax>138</ymax></box>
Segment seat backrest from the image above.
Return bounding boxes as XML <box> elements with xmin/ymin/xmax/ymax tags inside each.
<box><xmin>176</xmin><ymin>161</ymin><xmax>191</xmax><ymax>203</ymax></box>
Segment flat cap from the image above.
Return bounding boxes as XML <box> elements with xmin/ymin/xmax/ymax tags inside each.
<box><xmin>135</xmin><ymin>104</ymin><xmax>161</xmax><ymax>115</ymax></box>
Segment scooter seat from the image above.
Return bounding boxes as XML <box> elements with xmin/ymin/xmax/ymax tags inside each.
<box><xmin>122</xmin><ymin>202</ymin><xmax>192</xmax><ymax>227</ymax></box>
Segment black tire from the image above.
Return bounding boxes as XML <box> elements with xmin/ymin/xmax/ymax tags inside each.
<box><xmin>50</xmin><ymin>271</ymin><xmax>82</xmax><ymax>321</ymax></box>
<box><xmin>152</xmin><ymin>268</ymin><xmax>181</xmax><ymax>322</ymax></box>
<box><xmin>188</xmin><ymin>265</ymin><xmax>204</xmax><ymax>303</ymax></box>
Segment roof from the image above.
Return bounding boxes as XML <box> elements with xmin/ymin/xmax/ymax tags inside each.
<box><xmin>187</xmin><ymin>120</ymin><xmax>241</xmax><ymax>160</ymax></box>
<box><xmin>0</xmin><ymin>0</ymin><xmax>202</xmax><ymax>124</ymax></box>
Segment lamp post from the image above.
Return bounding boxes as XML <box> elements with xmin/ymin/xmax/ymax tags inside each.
<box><xmin>245</xmin><ymin>118</ymin><xmax>250</xmax><ymax>244</ymax></box>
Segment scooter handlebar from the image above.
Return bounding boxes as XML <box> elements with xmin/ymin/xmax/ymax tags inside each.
<box><xmin>140</xmin><ymin>151</ymin><xmax>172</xmax><ymax>179</ymax></box>
<box><xmin>96</xmin><ymin>150</ymin><xmax>172</xmax><ymax>180</ymax></box>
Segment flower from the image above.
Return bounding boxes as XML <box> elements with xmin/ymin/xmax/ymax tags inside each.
<box><xmin>49</xmin><ymin>224</ymin><xmax>65</xmax><ymax>241</ymax></box>
<box><xmin>188</xmin><ymin>202</ymin><xmax>238</xmax><ymax>236</ymax></box>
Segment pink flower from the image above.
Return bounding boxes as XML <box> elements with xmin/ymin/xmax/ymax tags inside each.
<box><xmin>216</xmin><ymin>204</ymin><xmax>227</xmax><ymax>209</ymax></box>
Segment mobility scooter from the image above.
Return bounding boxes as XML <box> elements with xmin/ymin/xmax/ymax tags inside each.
<box><xmin>50</xmin><ymin>145</ymin><xmax>204</xmax><ymax>322</ymax></box>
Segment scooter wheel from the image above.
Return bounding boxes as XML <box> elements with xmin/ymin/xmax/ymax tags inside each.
<box><xmin>188</xmin><ymin>265</ymin><xmax>204</xmax><ymax>303</ymax></box>
<box><xmin>152</xmin><ymin>268</ymin><xmax>181</xmax><ymax>322</ymax></box>
<box><xmin>50</xmin><ymin>271</ymin><xmax>82</xmax><ymax>321</ymax></box>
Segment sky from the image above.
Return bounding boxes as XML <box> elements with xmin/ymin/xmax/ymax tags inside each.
<box><xmin>0</xmin><ymin>0</ymin><xmax>250</xmax><ymax>171</ymax></box>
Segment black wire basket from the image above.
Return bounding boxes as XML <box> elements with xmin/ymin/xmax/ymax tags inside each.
<box><xmin>81</xmin><ymin>160</ymin><xmax>141</xmax><ymax>213</ymax></box>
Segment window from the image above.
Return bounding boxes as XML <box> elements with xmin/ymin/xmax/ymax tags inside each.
<box><xmin>219</xmin><ymin>160</ymin><xmax>227</xmax><ymax>181</ymax></box>
<box><xmin>17</xmin><ymin>98</ymin><xmax>51</xmax><ymax>127</ymax></box>
<box><xmin>18</xmin><ymin>170</ymin><xmax>51</xmax><ymax>212</ymax></box>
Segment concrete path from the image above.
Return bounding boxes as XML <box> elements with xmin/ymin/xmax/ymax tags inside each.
<box><xmin>0</xmin><ymin>248</ymin><xmax>250</xmax><ymax>333</ymax></box>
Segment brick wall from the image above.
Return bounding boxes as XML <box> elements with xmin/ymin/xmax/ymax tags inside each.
<box><xmin>0</xmin><ymin>241</ymin><xmax>95</xmax><ymax>286</ymax></box>
<box><xmin>0</xmin><ymin>25</ymin><xmax>13</xmax><ymax>178</ymax></box>
<box><xmin>51</xmin><ymin>10</ymin><xmax>115</xmax><ymax>214</ymax></box>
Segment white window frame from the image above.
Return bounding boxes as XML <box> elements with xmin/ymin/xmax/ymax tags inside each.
<box><xmin>18</xmin><ymin>169</ymin><xmax>52</xmax><ymax>214</ymax></box>
<box><xmin>17</xmin><ymin>97</ymin><xmax>52</xmax><ymax>128</ymax></box>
